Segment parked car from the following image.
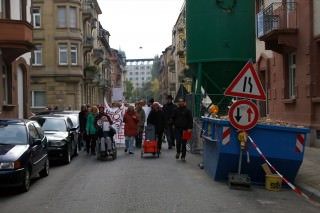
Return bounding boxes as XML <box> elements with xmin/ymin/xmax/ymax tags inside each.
<box><xmin>50</xmin><ymin>111</ymin><xmax>82</xmax><ymax>151</ymax></box>
<box><xmin>0</xmin><ymin>119</ymin><xmax>49</xmax><ymax>192</ymax></box>
<box><xmin>30</xmin><ymin>115</ymin><xmax>78</xmax><ymax>164</ymax></box>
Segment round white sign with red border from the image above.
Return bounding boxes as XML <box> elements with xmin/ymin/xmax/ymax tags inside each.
<box><xmin>228</xmin><ymin>100</ymin><xmax>259</xmax><ymax>131</ymax></box>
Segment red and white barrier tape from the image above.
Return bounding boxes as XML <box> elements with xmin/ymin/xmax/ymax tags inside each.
<box><xmin>248</xmin><ymin>135</ymin><xmax>320</xmax><ymax>208</ymax></box>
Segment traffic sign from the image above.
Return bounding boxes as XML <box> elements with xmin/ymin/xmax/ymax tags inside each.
<box><xmin>228</xmin><ymin>100</ymin><xmax>259</xmax><ymax>131</ymax></box>
<box><xmin>224</xmin><ymin>61</ymin><xmax>266</xmax><ymax>100</ymax></box>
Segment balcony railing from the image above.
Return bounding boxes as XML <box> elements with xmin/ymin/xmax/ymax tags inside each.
<box><xmin>257</xmin><ymin>1</ymin><xmax>297</xmax><ymax>38</ymax></box>
<box><xmin>93</xmin><ymin>48</ymin><xmax>104</xmax><ymax>64</ymax></box>
<box><xmin>82</xmin><ymin>0</ymin><xmax>94</xmax><ymax>20</ymax></box>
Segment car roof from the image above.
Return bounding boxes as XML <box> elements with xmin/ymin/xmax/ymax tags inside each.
<box><xmin>30</xmin><ymin>114</ymin><xmax>68</xmax><ymax>119</ymax></box>
<box><xmin>0</xmin><ymin>119</ymin><xmax>38</xmax><ymax>127</ymax></box>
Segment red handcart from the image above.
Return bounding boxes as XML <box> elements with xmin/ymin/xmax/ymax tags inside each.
<box><xmin>141</xmin><ymin>124</ymin><xmax>159</xmax><ymax>158</ymax></box>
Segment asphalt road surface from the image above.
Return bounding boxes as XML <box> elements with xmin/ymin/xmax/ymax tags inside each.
<box><xmin>0</xmin><ymin>147</ymin><xmax>319</xmax><ymax>213</ymax></box>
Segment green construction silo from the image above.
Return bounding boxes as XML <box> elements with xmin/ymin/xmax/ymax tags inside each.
<box><xmin>186</xmin><ymin>0</ymin><xmax>256</xmax><ymax>115</ymax></box>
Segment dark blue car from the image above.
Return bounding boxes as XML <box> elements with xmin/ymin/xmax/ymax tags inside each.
<box><xmin>0</xmin><ymin>119</ymin><xmax>49</xmax><ymax>192</ymax></box>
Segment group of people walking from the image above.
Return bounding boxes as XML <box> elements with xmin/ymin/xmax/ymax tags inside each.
<box><xmin>78</xmin><ymin>95</ymin><xmax>193</xmax><ymax>161</ymax></box>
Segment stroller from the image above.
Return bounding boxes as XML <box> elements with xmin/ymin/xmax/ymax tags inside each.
<box><xmin>96</xmin><ymin>116</ymin><xmax>117</xmax><ymax>161</ymax></box>
<box><xmin>141</xmin><ymin>124</ymin><xmax>160</xmax><ymax>158</ymax></box>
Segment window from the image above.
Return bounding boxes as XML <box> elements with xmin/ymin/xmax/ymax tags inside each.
<box><xmin>141</xmin><ymin>77</ymin><xmax>144</xmax><ymax>80</ymax></box>
<box><xmin>59</xmin><ymin>45</ymin><xmax>68</xmax><ymax>65</ymax></box>
<box><xmin>32</xmin><ymin>91</ymin><xmax>46</xmax><ymax>107</ymax></box>
<box><xmin>71</xmin><ymin>45</ymin><xmax>78</xmax><ymax>65</ymax></box>
<box><xmin>129</xmin><ymin>72</ymin><xmax>133</xmax><ymax>75</ymax></box>
<box><xmin>136</xmin><ymin>77</ymin><xmax>139</xmax><ymax>80</ymax></box>
<box><xmin>141</xmin><ymin>72</ymin><xmax>145</xmax><ymax>75</ymax></box>
<box><xmin>148</xmin><ymin>77</ymin><xmax>151</xmax><ymax>80</ymax></box>
<box><xmin>0</xmin><ymin>0</ymin><xmax>5</xmax><ymax>18</ymax></box>
<box><xmin>33</xmin><ymin>8</ymin><xmax>41</xmax><ymax>28</ymax></box>
<box><xmin>32</xmin><ymin>45</ymin><xmax>42</xmax><ymax>65</ymax></box>
<box><xmin>57</xmin><ymin>7</ymin><xmax>67</xmax><ymax>28</ymax></box>
<box><xmin>70</xmin><ymin>7</ymin><xmax>76</xmax><ymax>28</ymax></box>
<box><xmin>129</xmin><ymin>77</ymin><xmax>132</xmax><ymax>80</ymax></box>
<box><xmin>135</xmin><ymin>72</ymin><xmax>139</xmax><ymax>75</ymax></box>
<box><xmin>288</xmin><ymin>53</ymin><xmax>296</xmax><ymax>98</ymax></box>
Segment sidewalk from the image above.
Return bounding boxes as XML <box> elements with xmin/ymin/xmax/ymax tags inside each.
<box><xmin>294</xmin><ymin>146</ymin><xmax>320</xmax><ymax>202</ymax></box>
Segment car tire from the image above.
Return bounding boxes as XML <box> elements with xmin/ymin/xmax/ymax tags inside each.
<box><xmin>39</xmin><ymin>158</ymin><xmax>49</xmax><ymax>177</ymax></box>
<box><xmin>64</xmin><ymin>147</ymin><xmax>71</xmax><ymax>164</ymax></box>
<box><xmin>20</xmin><ymin>169</ymin><xmax>31</xmax><ymax>192</ymax></box>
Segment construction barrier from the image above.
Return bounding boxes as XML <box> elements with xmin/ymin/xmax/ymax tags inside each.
<box><xmin>201</xmin><ymin>118</ymin><xmax>310</xmax><ymax>184</ymax></box>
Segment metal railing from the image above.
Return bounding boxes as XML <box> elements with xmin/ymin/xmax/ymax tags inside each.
<box><xmin>257</xmin><ymin>1</ymin><xmax>297</xmax><ymax>38</ymax></box>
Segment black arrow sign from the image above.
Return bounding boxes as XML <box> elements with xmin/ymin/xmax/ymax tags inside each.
<box><xmin>235</xmin><ymin>107</ymin><xmax>242</xmax><ymax>122</ymax></box>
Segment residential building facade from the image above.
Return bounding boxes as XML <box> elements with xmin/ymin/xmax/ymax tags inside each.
<box><xmin>0</xmin><ymin>0</ymin><xmax>33</xmax><ymax>119</ymax></box>
<box><xmin>256</xmin><ymin>0</ymin><xmax>320</xmax><ymax>146</ymax></box>
<box><xmin>159</xmin><ymin>46</ymin><xmax>176</xmax><ymax>103</ymax></box>
<box><xmin>159</xmin><ymin>2</ymin><xmax>188</xmax><ymax>103</ymax></box>
<box><xmin>126</xmin><ymin>59</ymin><xmax>153</xmax><ymax>89</ymax></box>
<box><xmin>30</xmin><ymin>0</ymin><xmax>114</xmax><ymax>111</ymax></box>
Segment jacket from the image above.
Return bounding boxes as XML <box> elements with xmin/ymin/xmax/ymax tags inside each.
<box><xmin>86</xmin><ymin>112</ymin><xmax>97</xmax><ymax>135</ymax></box>
<box><xmin>147</xmin><ymin>109</ymin><xmax>165</xmax><ymax>134</ymax></box>
<box><xmin>123</xmin><ymin>111</ymin><xmax>139</xmax><ymax>137</ymax></box>
<box><xmin>162</xmin><ymin>102</ymin><xmax>177</xmax><ymax>126</ymax></box>
<box><xmin>172</xmin><ymin>106</ymin><xmax>193</xmax><ymax>130</ymax></box>
<box><xmin>136</xmin><ymin>107</ymin><xmax>145</xmax><ymax>131</ymax></box>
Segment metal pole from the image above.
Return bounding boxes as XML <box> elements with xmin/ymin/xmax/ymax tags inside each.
<box><xmin>195</xmin><ymin>63</ymin><xmax>202</xmax><ymax>117</ymax></box>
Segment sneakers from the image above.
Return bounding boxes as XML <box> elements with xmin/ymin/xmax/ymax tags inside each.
<box><xmin>129</xmin><ymin>151</ymin><xmax>134</xmax><ymax>154</ymax></box>
<box><xmin>124</xmin><ymin>148</ymin><xmax>127</xmax><ymax>152</ymax></box>
<box><xmin>176</xmin><ymin>153</ymin><xmax>180</xmax><ymax>159</ymax></box>
<box><xmin>181</xmin><ymin>156</ymin><xmax>186</xmax><ymax>161</ymax></box>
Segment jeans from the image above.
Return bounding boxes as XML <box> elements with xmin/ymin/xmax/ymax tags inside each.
<box><xmin>156</xmin><ymin>131</ymin><xmax>163</xmax><ymax>151</ymax></box>
<box><xmin>86</xmin><ymin>134</ymin><xmax>97</xmax><ymax>154</ymax></box>
<box><xmin>165</xmin><ymin>125</ymin><xmax>175</xmax><ymax>148</ymax></box>
<box><xmin>135</xmin><ymin>129</ymin><xmax>143</xmax><ymax>148</ymax></box>
<box><xmin>125</xmin><ymin>136</ymin><xmax>135</xmax><ymax>152</ymax></box>
<box><xmin>175</xmin><ymin>128</ymin><xmax>187</xmax><ymax>158</ymax></box>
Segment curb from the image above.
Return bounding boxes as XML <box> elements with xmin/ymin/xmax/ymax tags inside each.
<box><xmin>295</xmin><ymin>182</ymin><xmax>320</xmax><ymax>204</ymax></box>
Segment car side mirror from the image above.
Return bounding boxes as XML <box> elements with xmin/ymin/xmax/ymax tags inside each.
<box><xmin>33</xmin><ymin>138</ymin><xmax>42</xmax><ymax>146</ymax></box>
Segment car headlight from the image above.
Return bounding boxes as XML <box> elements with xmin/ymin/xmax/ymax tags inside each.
<box><xmin>0</xmin><ymin>161</ymin><xmax>22</xmax><ymax>170</ymax></box>
<box><xmin>49</xmin><ymin>140</ymin><xmax>66</xmax><ymax>147</ymax></box>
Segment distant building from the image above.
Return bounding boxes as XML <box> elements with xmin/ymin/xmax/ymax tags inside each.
<box><xmin>126</xmin><ymin>59</ymin><xmax>153</xmax><ymax>89</ymax></box>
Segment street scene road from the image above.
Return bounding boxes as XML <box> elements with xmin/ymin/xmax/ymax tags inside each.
<box><xmin>0</xmin><ymin>148</ymin><xmax>319</xmax><ymax>213</ymax></box>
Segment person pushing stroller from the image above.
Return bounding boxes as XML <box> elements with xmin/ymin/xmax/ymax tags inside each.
<box><xmin>97</xmin><ymin>106</ymin><xmax>116</xmax><ymax>157</ymax></box>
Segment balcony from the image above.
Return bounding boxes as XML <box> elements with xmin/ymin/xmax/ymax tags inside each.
<box><xmin>84</xmin><ymin>65</ymin><xmax>98</xmax><ymax>81</ymax></box>
<box><xmin>83</xmin><ymin>36</ymin><xmax>93</xmax><ymax>54</ymax></box>
<box><xmin>0</xmin><ymin>19</ymin><xmax>33</xmax><ymax>63</ymax></box>
<box><xmin>257</xmin><ymin>2</ymin><xmax>297</xmax><ymax>53</ymax></box>
<box><xmin>82</xmin><ymin>0</ymin><xmax>94</xmax><ymax>21</ymax></box>
<box><xmin>92</xmin><ymin>48</ymin><xmax>104</xmax><ymax>64</ymax></box>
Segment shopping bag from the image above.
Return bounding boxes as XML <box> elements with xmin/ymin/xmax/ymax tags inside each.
<box><xmin>182</xmin><ymin>130</ymin><xmax>192</xmax><ymax>140</ymax></box>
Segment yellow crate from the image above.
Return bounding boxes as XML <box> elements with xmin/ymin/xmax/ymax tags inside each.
<box><xmin>265</xmin><ymin>174</ymin><xmax>282</xmax><ymax>192</ymax></box>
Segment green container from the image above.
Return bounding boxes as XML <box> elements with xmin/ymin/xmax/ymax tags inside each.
<box><xmin>186</xmin><ymin>0</ymin><xmax>256</xmax><ymax>114</ymax></box>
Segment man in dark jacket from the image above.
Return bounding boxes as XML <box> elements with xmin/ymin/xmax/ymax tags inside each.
<box><xmin>172</xmin><ymin>97</ymin><xmax>193</xmax><ymax>161</ymax></box>
<box><xmin>162</xmin><ymin>95</ymin><xmax>177</xmax><ymax>149</ymax></box>
<box><xmin>147</xmin><ymin>102</ymin><xmax>165</xmax><ymax>153</ymax></box>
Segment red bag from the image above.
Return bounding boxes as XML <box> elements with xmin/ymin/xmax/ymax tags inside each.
<box><xmin>182</xmin><ymin>130</ymin><xmax>192</xmax><ymax>140</ymax></box>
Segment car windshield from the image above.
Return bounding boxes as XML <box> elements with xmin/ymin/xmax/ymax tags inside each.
<box><xmin>0</xmin><ymin>124</ymin><xmax>27</xmax><ymax>145</ymax></box>
<box><xmin>55</xmin><ymin>114</ymin><xmax>78</xmax><ymax>127</ymax></box>
<box><xmin>40</xmin><ymin>118</ymin><xmax>67</xmax><ymax>132</ymax></box>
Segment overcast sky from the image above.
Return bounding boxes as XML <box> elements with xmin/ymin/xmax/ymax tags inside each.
<box><xmin>97</xmin><ymin>0</ymin><xmax>184</xmax><ymax>59</ymax></box>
